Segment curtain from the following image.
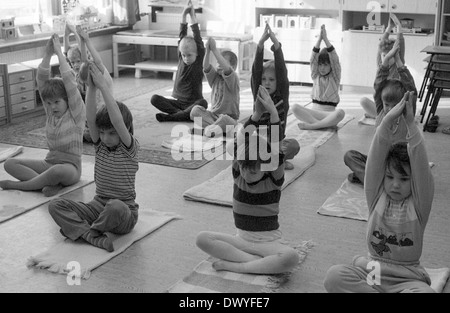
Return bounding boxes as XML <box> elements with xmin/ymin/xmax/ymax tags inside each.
<box><xmin>101</xmin><ymin>0</ymin><xmax>140</xmax><ymax>26</ymax></box>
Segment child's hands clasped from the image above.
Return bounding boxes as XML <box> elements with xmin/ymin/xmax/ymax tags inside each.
<box><xmin>384</xmin><ymin>91</ymin><xmax>416</xmax><ymax>126</ymax></box>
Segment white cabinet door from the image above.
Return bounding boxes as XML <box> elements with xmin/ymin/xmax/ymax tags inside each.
<box><xmin>343</xmin><ymin>0</ymin><xmax>438</xmax><ymax>14</ymax></box>
<box><xmin>256</xmin><ymin>0</ymin><xmax>340</xmax><ymax>10</ymax></box>
<box><xmin>342</xmin><ymin>31</ymin><xmax>435</xmax><ymax>87</ymax></box>
<box><xmin>342</xmin><ymin>0</ymin><xmax>389</xmax><ymax>12</ymax></box>
<box><xmin>341</xmin><ymin>31</ymin><xmax>380</xmax><ymax>87</ymax></box>
<box><xmin>415</xmin><ymin>0</ymin><xmax>439</xmax><ymax>15</ymax></box>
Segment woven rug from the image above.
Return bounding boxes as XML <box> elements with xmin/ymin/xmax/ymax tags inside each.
<box><xmin>0</xmin><ymin>83</ymin><xmax>317</xmax><ymax>169</ymax></box>
<box><xmin>0</xmin><ymin>146</ymin><xmax>95</xmax><ymax>224</ymax></box>
<box><xmin>166</xmin><ymin>241</ymin><xmax>314</xmax><ymax>293</ymax></box>
<box><xmin>27</xmin><ymin>210</ymin><xmax>181</xmax><ymax>279</ymax></box>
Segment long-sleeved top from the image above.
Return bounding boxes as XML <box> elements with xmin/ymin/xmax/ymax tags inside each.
<box><xmin>374</xmin><ymin>64</ymin><xmax>417</xmax><ymax>121</ymax></box>
<box><xmin>172</xmin><ymin>23</ymin><xmax>205</xmax><ymax>104</ymax></box>
<box><xmin>310</xmin><ymin>46</ymin><xmax>341</xmax><ymax>105</ymax></box>
<box><xmin>364</xmin><ymin>119</ymin><xmax>434</xmax><ymax>266</ymax></box>
<box><xmin>251</xmin><ymin>44</ymin><xmax>289</xmax><ymax>138</ymax></box>
<box><xmin>204</xmin><ymin>65</ymin><xmax>240</xmax><ymax>120</ymax></box>
<box><xmin>232</xmin><ymin>117</ymin><xmax>285</xmax><ymax>232</ymax></box>
<box><xmin>37</xmin><ymin>62</ymin><xmax>86</xmax><ymax>172</ymax></box>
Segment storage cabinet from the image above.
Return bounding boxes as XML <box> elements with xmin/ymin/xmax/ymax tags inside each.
<box><xmin>0</xmin><ymin>64</ymin><xmax>8</xmax><ymax>125</ymax></box>
<box><xmin>342</xmin><ymin>0</ymin><xmax>438</xmax><ymax>15</ymax></box>
<box><xmin>436</xmin><ymin>0</ymin><xmax>450</xmax><ymax>46</ymax></box>
<box><xmin>255</xmin><ymin>0</ymin><xmax>341</xmax><ymax>11</ymax></box>
<box><xmin>341</xmin><ymin>31</ymin><xmax>435</xmax><ymax>87</ymax></box>
<box><xmin>2</xmin><ymin>64</ymin><xmax>45</xmax><ymax>123</ymax></box>
<box><xmin>254</xmin><ymin>0</ymin><xmax>341</xmax><ymax>83</ymax></box>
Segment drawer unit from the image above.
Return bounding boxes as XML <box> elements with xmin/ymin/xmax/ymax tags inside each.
<box><xmin>0</xmin><ymin>64</ymin><xmax>7</xmax><ymax>122</ymax></box>
<box><xmin>7</xmin><ymin>63</ymin><xmax>38</xmax><ymax>120</ymax></box>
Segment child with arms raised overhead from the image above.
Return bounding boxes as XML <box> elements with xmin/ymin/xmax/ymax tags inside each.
<box><xmin>252</xmin><ymin>22</ymin><xmax>300</xmax><ymax>170</ymax></box>
<box><xmin>151</xmin><ymin>0</ymin><xmax>207</xmax><ymax>122</ymax></box>
<box><xmin>360</xmin><ymin>14</ymin><xmax>406</xmax><ymax>119</ymax></box>
<box><xmin>190</xmin><ymin>37</ymin><xmax>240</xmax><ymax>138</ymax></box>
<box><xmin>0</xmin><ymin>34</ymin><xmax>86</xmax><ymax>197</ymax></box>
<box><xmin>344</xmin><ymin>34</ymin><xmax>417</xmax><ymax>185</ymax></box>
<box><xmin>292</xmin><ymin>25</ymin><xmax>345</xmax><ymax>130</ymax></box>
<box><xmin>325</xmin><ymin>91</ymin><xmax>435</xmax><ymax>293</ymax></box>
<box><xmin>196</xmin><ymin>86</ymin><xmax>299</xmax><ymax>274</ymax></box>
<box><xmin>48</xmin><ymin>63</ymin><xmax>139</xmax><ymax>252</ymax></box>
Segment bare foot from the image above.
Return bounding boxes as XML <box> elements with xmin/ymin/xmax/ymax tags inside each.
<box><xmin>298</xmin><ymin>122</ymin><xmax>313</xmax><ymax>130</ymax></box>
<box><xmin>212</xmin><ymin>260</ymin><xmax>229</xmax><ymax>271</ymax></box>
<box><xmin>0</xmin><ymin>180</ymin><xmax>13</xmax><ymax>190</ymax></box>
<box><xmin>285</xmin><ymin>161</ymin><xmax>294</xmax><ymax>171</ymax></box>
<box><xmin>42</xmin><ymin>184</ymin><xmax>64</xmax><ymax>197</ymax></box>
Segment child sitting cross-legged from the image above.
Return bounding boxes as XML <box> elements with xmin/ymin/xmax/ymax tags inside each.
<box><xmin>196</xmin><ymin>85</ymin><xmax>300</xmax><ymax>275</ymax></box>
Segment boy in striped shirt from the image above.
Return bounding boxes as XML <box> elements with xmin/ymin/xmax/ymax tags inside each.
<box><xmin>48</xmin><ymin>63</ymin><xmax>139</xmax><ymax>253</ymax></box>
<box><xmin>0</xmin><ymin>34</ymin><xmax>85</xmax><ymax>197</ymax></box>
<box><xmin>196</xmin><ymin>86</ymin><xmax>299</xmax><ymax>275</ymax></box>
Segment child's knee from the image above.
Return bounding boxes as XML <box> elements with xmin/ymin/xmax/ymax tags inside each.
<box><xmin>292</xmin><ymin>103</ymin><xmax>302</xmax><ymax>115</ymax></box>
<box><xmin>323</xmin><ymin>265</ymin><xmax>347</xmax><ymax>293</ymax></box>
<box><xmin>196</xmin><ymin>231</ymin><xmax>214</xmax><ymax>250</ymax></box>
<box><xmin>150</xmin><ymin>94</ymin><xmax>162</xmax><ymax>105</ymax></box>
<box><xmin>279</xmin><ymin>249</ymin><xmax>300</xmax><ymax>272</ymax></box>
<box><xmin>48</xmin><ymin>199</ymin><xmax>66</xmax><ymax>217</ymax></box>
<box><xmin>4</xmin><ymin>158</ymin><xmax>18</xmax><ymax>172</ymax></box>
<box><xmin>344</xmin><ymin>150</ymin><xmax>357</xmax><ymax>166</ymax></box>
<box><xmin>105</xmin><ymin>200</ymin><xmax>128</xmax><ymax>216</ymax></box>
<box><xmin>336</xmin><ymin>109</ymin><xmax>346</xmax><ymax>121</ymax></box>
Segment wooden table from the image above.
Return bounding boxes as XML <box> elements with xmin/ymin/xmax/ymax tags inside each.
<box><xmin>112</xmin><ymin>29</ymin><xmax>254</xmax><ymax>79</ymax></box>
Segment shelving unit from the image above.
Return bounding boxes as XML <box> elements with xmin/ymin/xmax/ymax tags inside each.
<box><xmin>437</xmin><ymin>0</ymin><xmax>450</xmax><ymax>46</ymax></box>
<box><xmin>254</xmin><ymin>0</ymin><xmax>341</xmax><ymax>84</ymax></box>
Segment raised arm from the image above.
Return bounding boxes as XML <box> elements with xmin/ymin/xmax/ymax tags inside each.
<box><xmin>404</xmin><ymin>95</ymin><xmax>434</xmax><ymax>224</ymax></box>
<box><xmin>251</xmin><ymin>23</ymin><xmax>271</xmax><ymax>99</ymax></box>
<box><xmin>365</xmin><ymin>92</ymin><xmax>412</xmax><ymax>210</ymax></box>
<box><xmin>210</xmin><ymin>38</ymin><xmax>233</xmax><ymax>75</ymax></box>
<box><xmin>89</xmin><ymin>65</ymin><xmax>132</xmax><ymax>148</ymax></box>
<box><xmin>52</xmin><ymin>34</ymin><xmax>85</xmax><ymax>121</ymax></box>
<box><xmin>64</xmin><ymin>22</ymin><xmax>80</xmax><ymax>56</ymax></box>
<box><xmin>311</xmin><ymin>27</ymin><xmax>323</xmax><ymax>79</ymax></box>
<box><xmin>85</xmin><ymin>71</ymin><xmax>100</xmax><ymax>143</ymax></box>
<box><xmin>77</xmin><ymin>26</ymin><xmax>105</xmax><ymax>74</ymax></box>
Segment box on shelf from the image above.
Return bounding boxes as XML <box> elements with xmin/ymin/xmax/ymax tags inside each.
<box><xmin>260</xmin><ymin>14</ymin><xmax>275</xmax><ymax>27</ymax></box>
<box><xmin>274</xmin><ymin>15</ymin><xmax>288</xmax><ymax>28</ymax></box>
<box><xmin>1</xmin><ymin>27</ymin><xmax>17</xmax><ymax>40</ymax></box>
<box><xmin>287</xmin><ymin>15</ymin><xmax>301</xmax><ymax>29</ymax></box>
<box><xmin>299</xmin><ymin>16</ymin><xmax>315</xmax><ymax>29</ymax></box>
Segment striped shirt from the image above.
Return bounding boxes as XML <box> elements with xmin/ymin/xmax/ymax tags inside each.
<box><xmin>232</xmin><ymin>159</ymin><xmax>285</xmax><ymax>232</ymax></box>
<box><xmin>232</xmin><ymin>119</ymin><xmax>285</xmax><ymax>232</ymax></box>
<box><xmin>94</xmin><ymin>136</ymin><xmax>140</xmax><ymax>202</ymax></box>
<box><xmin>37</xmin><ymin>63</ymin><xmax>86</xmax><ymax>171</ymax></box>
<box><xmin>310</xmin><ymin>46</ymin><xmax>341</xmax><ymax>105</ymax></box>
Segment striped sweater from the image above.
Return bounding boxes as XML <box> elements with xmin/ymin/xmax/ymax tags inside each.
<box><xmin>310</xmin><ymin>46</ymin><xmax>341</xmax><ymax>105</ymax></box>
<box><xmin>232</xmin><ymin>119</ymin><xmax>285</xmax><ymax>232</ymax></box>
<box><xmin>37</xmin><ymin>62</ymin><xmax>86</xmax><ymax>171</ymax></box>
<box><xmin>94</xmin><ymin>136</ymin><xmax>140</xmax><ymax>202</ymax></box>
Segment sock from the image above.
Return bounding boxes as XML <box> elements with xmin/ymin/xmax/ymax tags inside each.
<box><xmin>156</xmin><ymin>113</ymin><xmax>172</xmax><ymax>122</ymax></box>
<box><xmin>82</xmin><ymin>231</ymin><xmax>114</xmax><ymax>252</ymax></box>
